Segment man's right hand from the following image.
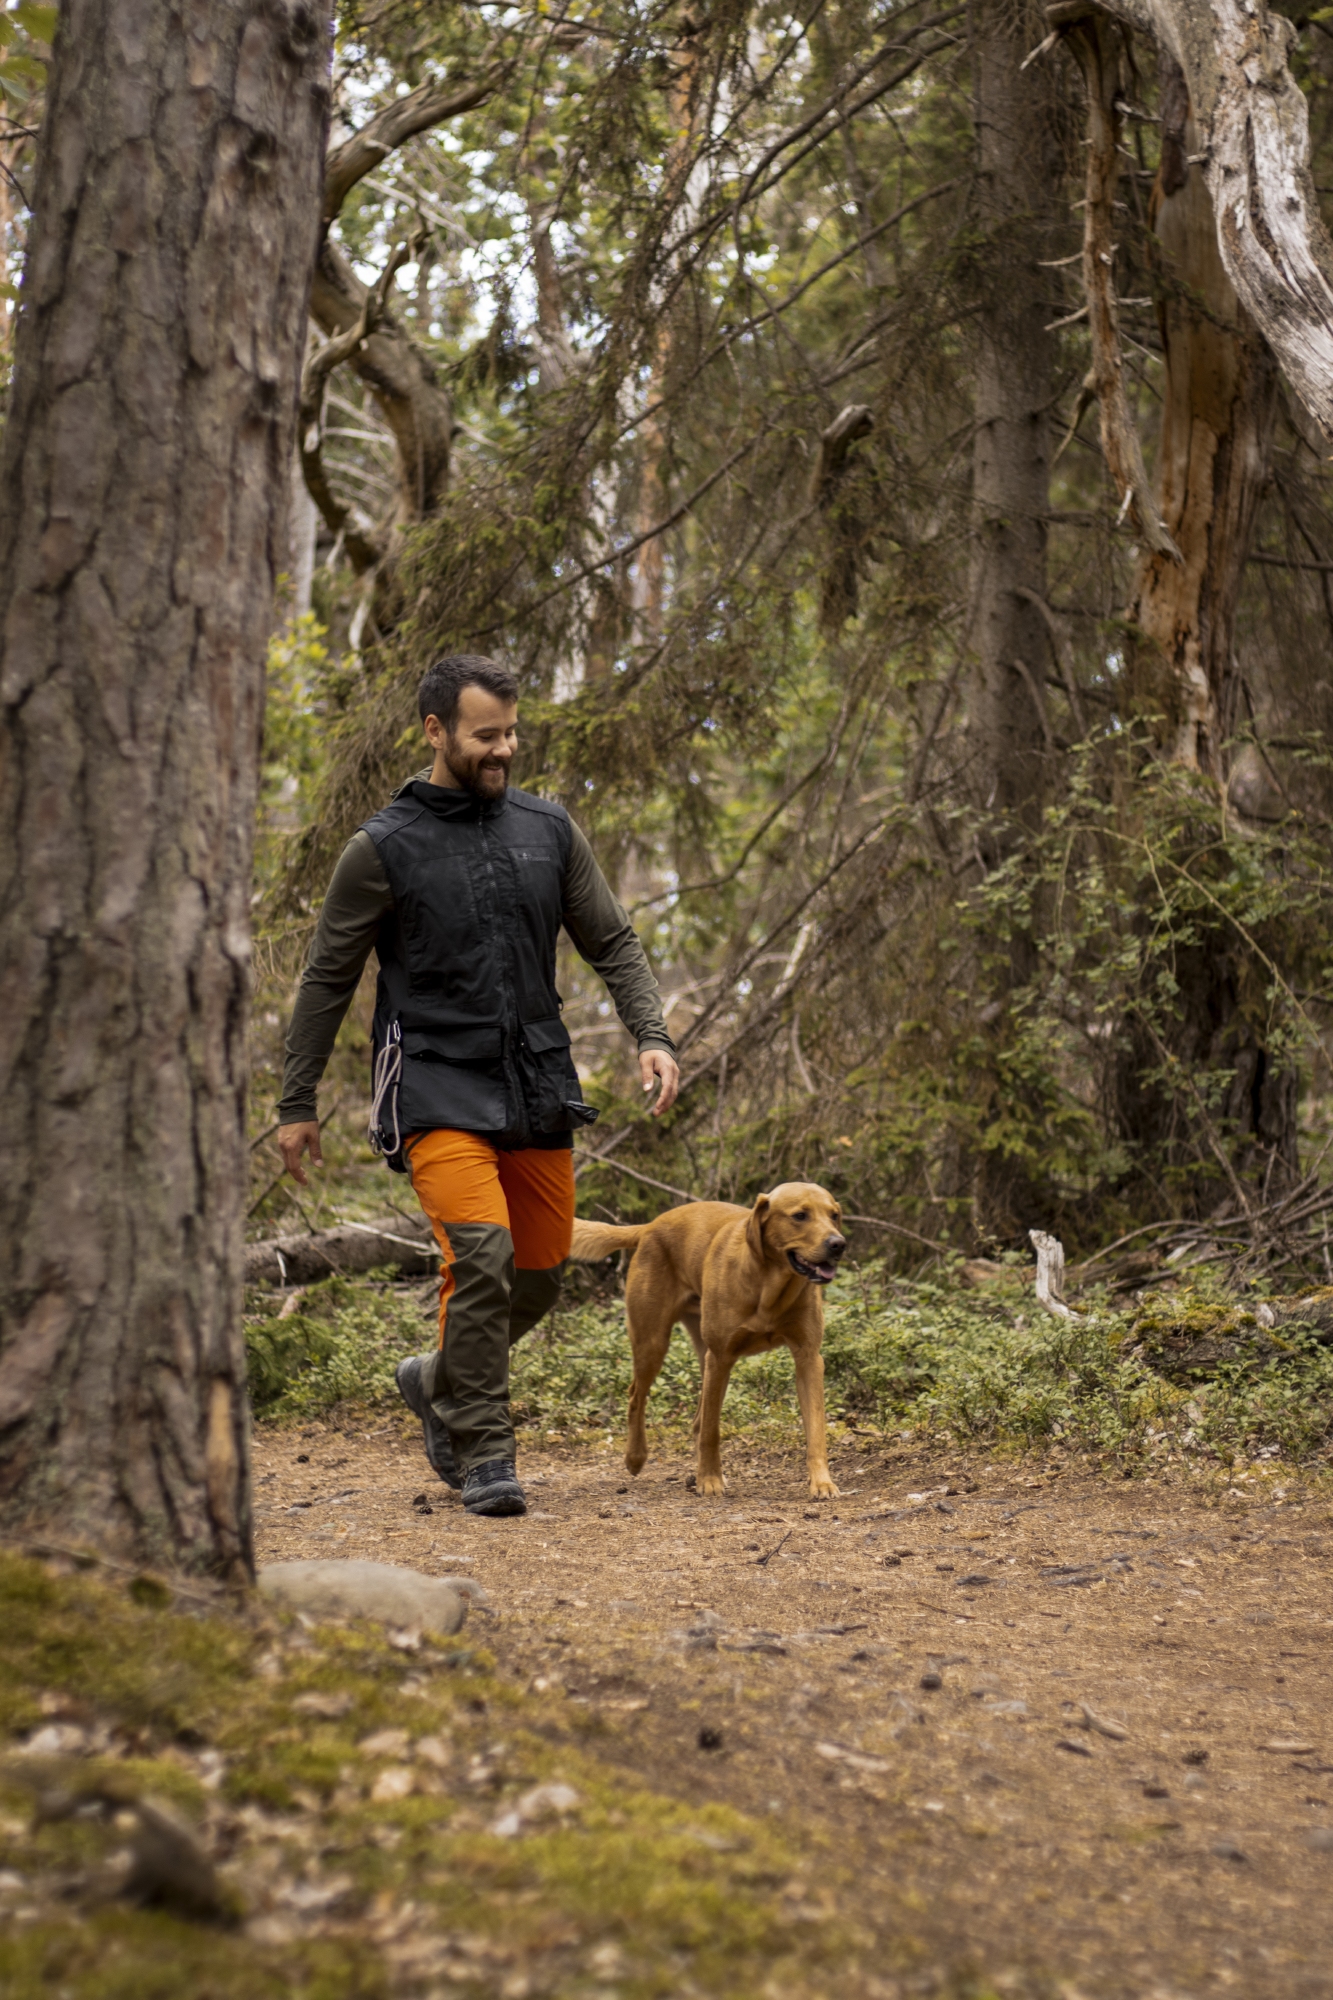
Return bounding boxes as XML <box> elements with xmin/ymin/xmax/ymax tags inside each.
<box><xmin>278</xmin><ymin>1121</ymin><xmax>323</xmax><ymax>1187</ymax></box>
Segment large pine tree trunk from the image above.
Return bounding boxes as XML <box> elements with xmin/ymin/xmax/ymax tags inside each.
<box><xmin>968</xmin><ymin>0</ymin><xmax>1060</xmax><ymax>830</ymax></box>
<box><xmin>964</xmin><ymin>0</ymin><xmax>1062</xmax><ymax>1242</ymax></box>
<box><xmin>0</xmin><ymin>0</ymin><xmax>329</xmax><ymax>1578</ymax></box>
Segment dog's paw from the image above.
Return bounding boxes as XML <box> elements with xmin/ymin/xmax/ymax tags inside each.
<box><xmin>697</xmin><ymin>1473</ymin><xmax>728</xmax><ymax>1497</ymax></box>
<box><xmin>807</xmin><ymin>1475</ymin><xmax>840</xmax><ymax>1500</ymax></box>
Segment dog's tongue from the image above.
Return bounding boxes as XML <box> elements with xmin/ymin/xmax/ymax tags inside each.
<box><xmin>814</xmin><ymin>1261</ymin><xmax>837</xmax><ymax>1283</ymax></box>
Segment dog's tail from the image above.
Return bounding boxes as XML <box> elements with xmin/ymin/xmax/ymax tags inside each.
<box><xmin>569</xmin><ymin>1218</ymin><xmax>649</xmax><ymax>1263</ymax></box>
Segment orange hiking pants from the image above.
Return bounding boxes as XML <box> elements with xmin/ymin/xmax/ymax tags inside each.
<box><xmin>406</xmin><ymin>1131</ymin><xmax>575</xmax><ymax>1471</ymax></box>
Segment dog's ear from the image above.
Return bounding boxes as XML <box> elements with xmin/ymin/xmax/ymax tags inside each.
<box><xmin>746</xmin><ymin>1193</ymin><xmax>771</xmax><ymax>1261</ymax></box>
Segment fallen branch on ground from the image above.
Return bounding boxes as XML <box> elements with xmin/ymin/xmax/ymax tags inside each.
<box><xmin>245</xmin><ymin>1218</ymin><xmax>437</xmax><ymax>1288</ymax></box>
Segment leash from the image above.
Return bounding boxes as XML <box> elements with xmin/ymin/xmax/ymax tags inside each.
<box><xmin>368</xmin><ymin>1019</ymin><xmax>403</xmax><ymax>1158</ymax></box>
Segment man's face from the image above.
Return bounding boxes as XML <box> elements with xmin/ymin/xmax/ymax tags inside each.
<box><xmin>424</xmin><ymin>685</ymin><xmax>518</xmax><ymax>798</ymax></box>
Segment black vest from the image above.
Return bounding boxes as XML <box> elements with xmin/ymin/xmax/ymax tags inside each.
<box><xmin>363</xmin><ymin>780</ymin><xmax>595</xmax><ymax>1154</ymax></box>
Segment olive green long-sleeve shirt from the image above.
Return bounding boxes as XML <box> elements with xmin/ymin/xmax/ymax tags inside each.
<box><xmin>277</xmin><ymin>802</ymin><xmax>674</xmax><ymax>1124</ymax></box>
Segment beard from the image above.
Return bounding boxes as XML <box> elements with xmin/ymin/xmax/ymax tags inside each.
<box><xmin>443</xmin><ymin>740</ymin><xmax>510</xmax><ymax>796</ymax></box>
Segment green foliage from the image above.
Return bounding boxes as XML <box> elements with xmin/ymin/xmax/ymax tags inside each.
<box><xmin>245</xmin><ymin>1265</ymin><xmax>1333</xmax><ymax>1469</ymax></box>
<box><xmin>246</xmin><ymin>1275</ymin><xmax>426</xmax><ymax>1421</ymax></box>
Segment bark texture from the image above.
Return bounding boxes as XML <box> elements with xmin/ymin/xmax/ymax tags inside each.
<box><xmin>965</xmin><ymin>0</ymin><xmax>1064</xmax><ymax>1244</ymax></box>
<box><xmin>1053</xmin><ymin>0</ymin><xmax>1333</xmax><ymax>438</ymax></box>
<box><xmin>968</xmin><ymin>0</ymin><xmax>1061</xmax><ymax>823</ymax></box>
<box><xmin>1129</xmin><ymin>54</ymin><xmax>1277</xmax><ymax>774</ymax></box>
<box><xmin>0</xmin><ymin>0</ymin><xmax>330</xmax><ymax>1576</ymax></box>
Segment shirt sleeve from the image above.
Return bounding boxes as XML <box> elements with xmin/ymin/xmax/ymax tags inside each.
<box><xmin>560</xmin><ymin>821</ymin><xmax>675</xmax><ymax>1053</ymax></box>
<box><xmin>277</xmin><ymin>830</ymin><xmax>393</xmax><ymax>1122</ymax></box>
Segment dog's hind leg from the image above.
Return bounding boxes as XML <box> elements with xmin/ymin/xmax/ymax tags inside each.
<box><xmin>790</xmin><ymin>1342</ymin><xmax>839</xmax><ymax>1499</ymax></box>
<box><xmin>623</xmin><ymin>1256</ymin><xmax>679</xmax><ymax>1477</ymax></box>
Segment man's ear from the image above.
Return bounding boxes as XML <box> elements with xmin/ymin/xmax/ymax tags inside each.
<box><xmin>746</xmin><ymin>1193</ymin><xmax>771</xmax><ymax>1261</ymax></box>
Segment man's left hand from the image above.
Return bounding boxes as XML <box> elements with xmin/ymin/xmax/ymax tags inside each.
<box><xmin>639</xmin><ymin>1048</ymin><xmax>680</xmax><ymax>1118</ymax></box>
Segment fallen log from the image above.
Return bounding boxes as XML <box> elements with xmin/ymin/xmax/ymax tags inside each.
<box><xmin>245</xmin><ymin>1218</ymin><xmax>438</xmax><ymax>1288</ymax></box>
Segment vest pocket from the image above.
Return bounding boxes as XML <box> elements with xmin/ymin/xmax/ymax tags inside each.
<box><xmin>397</xmin><ymin>1052</ymin><xmax>509</xmax><ymax>1136</ymax></box>
<box><xmin>516</xmin><ymin>1017</ymin><xmax>599</xmax><ymax>1133</ymax></box>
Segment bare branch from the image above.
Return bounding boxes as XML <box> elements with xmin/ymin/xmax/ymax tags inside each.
<box><xmin>323</xmin><ymin>67</ymin><xmax>507</xmax><ymax>223</ymax></box>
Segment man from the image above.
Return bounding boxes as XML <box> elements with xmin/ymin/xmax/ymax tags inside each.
<box><xmin>277</xmin><ymin>654</ymin><xmax>679</xmax><ymax>1518</ymax></box>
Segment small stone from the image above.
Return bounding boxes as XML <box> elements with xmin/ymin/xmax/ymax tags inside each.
<box><xmin>919</xmin><ymin>1672</ymin><xmax>943</xmax><ymax>1691</ymax></box>
<box><xmin>1259</xmin><ymin>1739</ymin><xmax>1316</xmax><ymax>1755</ymax></box>
<box><xmin>615</xmin><ymin>1485</ymin><xmax>628</xmax><ymax>1494</ymax></box>
<box><xmin>1308</xmin><ymin>1828</ymin><xmax>1333</xmax><ymax>1852</ymax></box>
<box><xmin>296</xmin><ymin>1453</ymin><xmax>309</xmax><ymax>1463</ymax></box>
<box><xmin>18</xmin><ymin>1723</ymin><xmax>87</xmax><ymax>1758</ymax></box>
<box><xmin>370</xmin><ymin>1765</ymin><xmax>415</xmax><ymax>1803</ymax></box>
<box><xmin>883</xmin><ymin>1555</ymin><xmax>901</xmax><ymax>1567</ymax></box>
<box><xmin>1143</xmin><ymin>1782</ymin><xmax>1170</xmax><ymax>1799</ymax></box>
<box><xmin>1181</xmin><ymin>1747</ymin><xmax>1209</xmax><ymax>1766</ymax></box>
<box><xmin>1211</xmin><ymin>1838</ymin><xmax>1246</xmax><ymax>1863</ymax></box>
<box><xmin>934</xmin><ymin>1564</ymin><xmax>955</xmax><ymax>1574</ymax></box>
<box><xmin>956</xmin><ymin>1573</ymin><xmax>994</xmax><ymax>1587</ymax></box>
<box><xmin>1055</xmin><ymin>1739</ymin><xmax>1093</xmax><ymax>1758</ymax></box>
<box><xmin>292</xmin><ymin>1691</ymin><xmax>354</xmax><ymax>1720</ymax></box>
<box><xmin>698</xmin><ymin>1726</ymin><xmax>724</xmax><ymax>1751</ymax></box>
<box><xmin>257</xmin><ymin>1560</ymin><xmax>468</xmax><ymax>1635</ymax></box>
<box><xmin>415</xmin><ymin>1735</ymin><xmax>451</xmax><ymax>1770</ymax></box>
<box><xmin>358</xmin><ymin>1728</ymin><xmax>411</xmax><ymax>1759</ymax></box>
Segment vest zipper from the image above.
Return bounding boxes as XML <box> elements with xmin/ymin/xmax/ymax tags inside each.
<box><xmin>478</xmin><ymin>810</ymin><xmax>527</xmax><ymax>1142</ymax></box>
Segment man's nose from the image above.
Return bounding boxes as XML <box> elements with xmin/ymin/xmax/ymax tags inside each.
<box><xmin>825</xmin><ymin>1233</ymin><xmax>846</xmax><ymax>1260</ymax></box>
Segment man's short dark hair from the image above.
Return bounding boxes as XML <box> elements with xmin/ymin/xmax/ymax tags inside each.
<box><xmin>417</xmin><ymin>654</ymin><xmax>519</xmax><ymax>730</ymax></box>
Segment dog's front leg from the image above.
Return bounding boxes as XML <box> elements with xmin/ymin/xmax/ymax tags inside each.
<box><xmin>695</xmin><ymin>1349</ymin><xmax>735</xmax><ymax>1496</ymax></box>
<box><xmin>791</xmin><ymin>1343</ymin><xmax>839</xmax><ymax>1499</ymax></box>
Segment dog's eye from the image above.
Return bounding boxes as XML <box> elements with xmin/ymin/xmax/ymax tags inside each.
<box><xmin>793</xmin><ymin>1209</ymin><xmax>808</xmax><ymax>1222</ymax></box>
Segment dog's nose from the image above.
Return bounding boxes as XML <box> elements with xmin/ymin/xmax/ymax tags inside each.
<box><xmin>825</xmin><ymin>1234</ymin><xmax>847</xmax><ymax>1260</ymax></box>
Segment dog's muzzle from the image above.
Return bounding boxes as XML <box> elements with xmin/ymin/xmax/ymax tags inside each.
<box><xmin>787</xmin><ymin>1235</ymin><xmax>846</xmax><ymax>1285</ymax></box>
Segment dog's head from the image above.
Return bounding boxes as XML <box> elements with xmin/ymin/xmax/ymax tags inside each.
<box><xmin>746</xmin><ymin>1181</ymin><xmax>847</xmax><ymax>1285</ymax></box>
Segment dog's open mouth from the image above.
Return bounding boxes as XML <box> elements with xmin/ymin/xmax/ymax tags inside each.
<box><xmin>787</xmin><ymin>1248</ymin><xmax>838</xmax><ymax>1285</ymax></box>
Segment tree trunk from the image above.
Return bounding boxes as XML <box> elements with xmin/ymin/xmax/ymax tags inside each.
<box><xmin>1114</xmin><ymin>50</ymin><xmax>1291</xmax><ymax>1193</ymax></box>
<box><xmin>968</xmin><ymin>0</ymin><xmax>1060</xmax><ymax>826</ymax></box>
<box><xmin>1128</xmin><ymin>54</ymin><xmax>1278</xmax><ymax>774</ymax></box>
<box><xmin>964</xmin><ymin>0</ymin><xmax>1063</xmax><ymax>1243</ymax></box>
<box><xmin>0</xmin><ymin>0</ymin><xmax>329</xmax><ymax>1578</ymax></box>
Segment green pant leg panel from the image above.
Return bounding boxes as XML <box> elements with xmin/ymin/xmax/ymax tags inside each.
<box><xmin>430</xmin><ymin>1221</ymin><xmax>517</xmax><ymax>1471</ymax></box>
<box><xmin>509</xmin><ymin>1261</ymin><xmax>565</xmax><ymax>1347</ymax></box>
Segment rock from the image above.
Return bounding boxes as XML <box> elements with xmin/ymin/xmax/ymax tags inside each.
<box><xmin>1075</xmin><ymin>1703</ymin><xmax>1129</xmax><ymax>1741</ymax></box>
<box><xmin>1211</xmin><ymin>1838</ymin><xmax>1246</xmax><ymax>1863</ymax></box>
<box><xmin>358</xmin><ymin>1728</ymin><xmax>411</xmax><ymax>1759</ymax></box>
<box><xmin>292</xmin><ymin>1691</ymin><xmax>354</xmax><ymax>1720</ymax></box>
<box><xmin>919</xmin><ymin>1672</ymin><xmax>942</xmax><ymax>1691</ymax></box>
<box><xmin>1308</xmin><ymin>1828</ymin><xmax>1333</xmax><ymax>1852</ymax></box>
<box><xmin>492</xmin><ymin>1782</ymin><xmax>581</xmax><ymax>1839</ymax></box>
<box><xmin>18</xmin><ymin>1723</ymin><xmax>87</xmax><ymax>1758</ymax></box>
<box><xmin>121</xmin><ymin>1797</ymin><xmax>228</xmax><ymax>1917</ymax></box>
<box><xmin>1142</xmin><ymin>1782</ymin><xmax>1170</xmax><ymax>1799</ymax></box>
<box><xmin>1181</xmin><ymin>1747</ymin><xmax>1209</xmax><ymax>1766</ymax></box>
<box><xmin>698</xmin><ymin>1727</ymin><xmax>724</xmax><ymax>1751</ymax></box>
<box><xmin>1055</xmin><ymin>1739</ymin><xmax>1093</xmax><ymax>1758</ymax></box>
<box><xmin>956</xmin><ymin>1573</ymin><xmax>994</xmax><ymax>1587</ymax></box>
<box><xmin>370</xmin><ymin>1766</ymin><xmax>416</xmax><ymax>1803</ymax></box>
<box><xmin>257</xmin><ymin>1561</ymin><xmax>469</xmax><ymax>1634</ymax></box>
<box><xmin>1259</xmin><ymin>1738</ymin><xmax>1316</xmax><ymax>1755</ymax></box>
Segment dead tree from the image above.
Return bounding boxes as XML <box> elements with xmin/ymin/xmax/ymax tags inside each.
<box><xmin>0</xmin><ymin>0</ymin><xmax>330</xmax><ymax>1577</ymax></box>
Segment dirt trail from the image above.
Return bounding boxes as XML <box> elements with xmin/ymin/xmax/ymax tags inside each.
<box><xmin>254</xmin><ymin>1424</ymin><xmax>1333</xmax><ymax>1997</ymax></box>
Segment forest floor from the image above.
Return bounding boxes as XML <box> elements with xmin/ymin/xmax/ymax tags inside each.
<box><xmin>247</xmin><ymin>1419</ymin><xmax>1333</xmax><ymax>1999</ymax></box>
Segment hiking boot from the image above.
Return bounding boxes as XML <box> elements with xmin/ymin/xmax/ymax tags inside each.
<box><xmin>462</xmin><ymin>1458</ymin><xmax>527</xmax><ymax>1517</ymax></box>
<box><xmin>394</xmin><ymin>1356</ymin><xmax>462</xmax><ymax>1491</ymax></box>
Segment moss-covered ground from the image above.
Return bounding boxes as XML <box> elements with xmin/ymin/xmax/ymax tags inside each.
<box><xmin>0</xmin><ymin>1547</ymin><xmax>873</xmax><ymax>2000</ymax></box>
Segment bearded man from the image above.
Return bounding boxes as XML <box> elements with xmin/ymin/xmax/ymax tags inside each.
<box><xmin>277</xmin><ymin>654</ymin><xmax>679</xmax><ymax>1517</ymax></box>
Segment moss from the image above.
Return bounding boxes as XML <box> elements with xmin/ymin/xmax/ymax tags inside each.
<box><xmin>0</xmin><ymin>1553</ymin><xmax>882</xmax><ymax>1999</ymax></box>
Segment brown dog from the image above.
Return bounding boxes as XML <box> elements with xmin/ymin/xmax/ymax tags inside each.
<box><xmin>569</xmin><ymin>1183</ymin><xmax>847</xmax><ymax>1498</ymax></box>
